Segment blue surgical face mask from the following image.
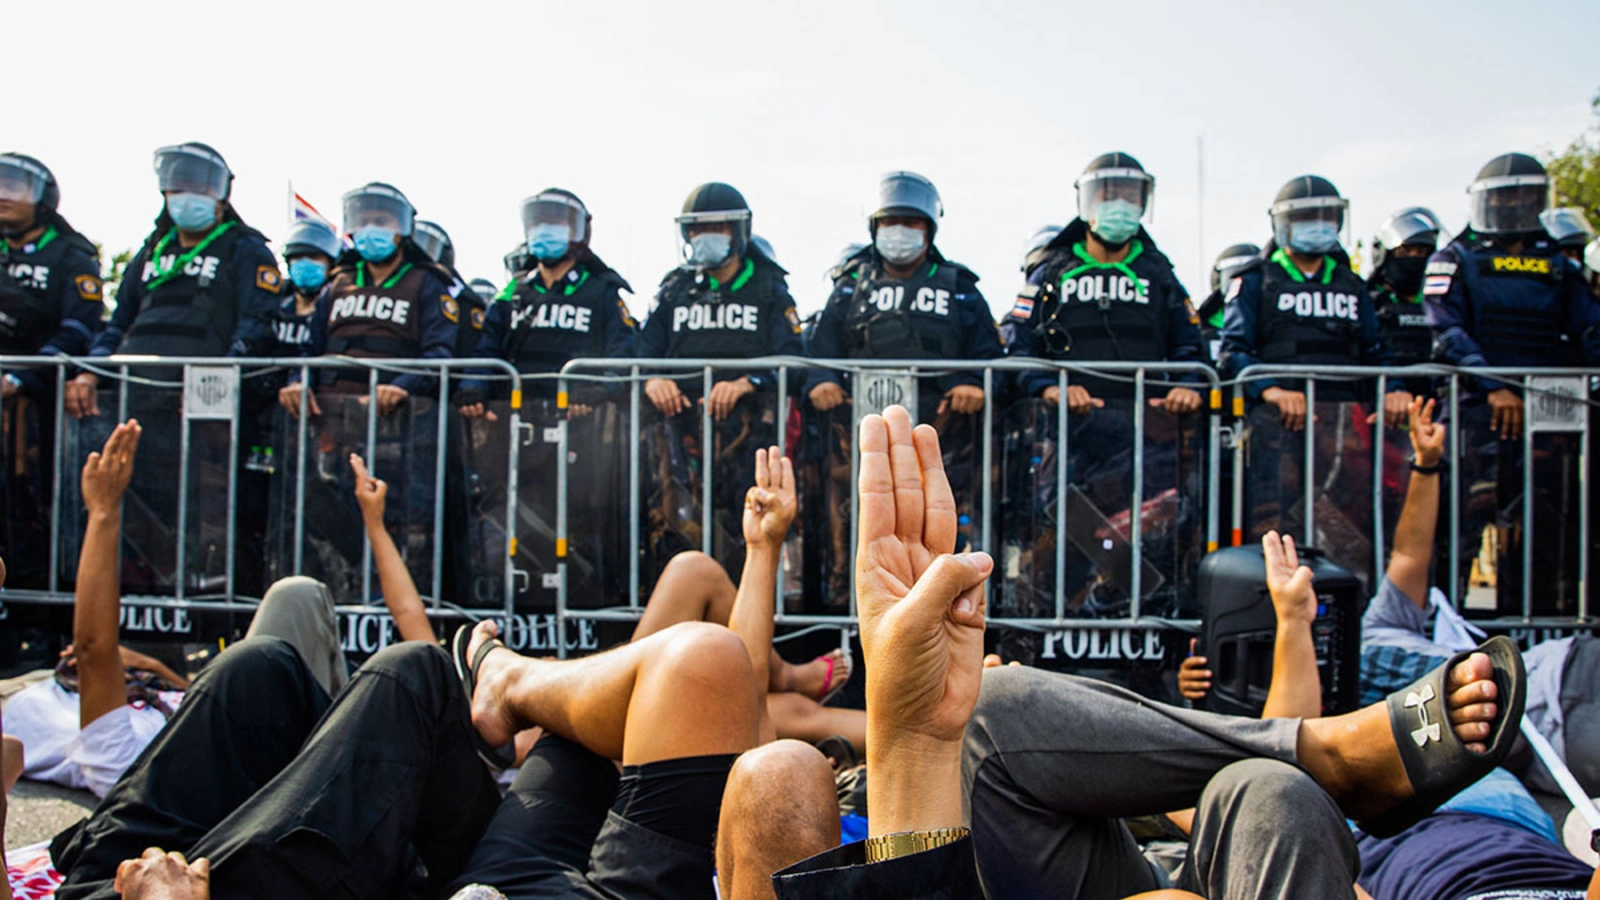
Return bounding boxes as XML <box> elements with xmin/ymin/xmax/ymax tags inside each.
<box><xmin>1090</xmin><ymin>199</ymin><xmax>1143</xmax><ymax>246</ymax></box>
<box><xmin>687</xmin><ymin>232</ymin><xmax>733</xmax><ymax>268</ymax></box>
<box><xmin>166</xmin><ymin>192</ymin><xmax>218</xmax><ymax>231</ymax></box>
<box><xmin>353</xmin><ymin>225</ymin><xmax>398</xmax><ymax>262</ymax></box>
<box><xmin>527</xmin><ymin>223</ymin><xmax>571</xmax><ymax>262</ymax></box>
<box><xmin>874</xmin><ymin>224</ymin><xmax>927</xmax><ymax>266</ymax></box>
<box><xmin>1288</xmin><ymin>220</ymin><xmax>1341</xmax><ymax>256</ymax></box>
<box><xmin>288</xmin><ymin>258</ymin><xmax>328</xmax><ymax>292</ymax></box>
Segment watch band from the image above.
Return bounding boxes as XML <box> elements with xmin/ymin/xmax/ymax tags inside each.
<box><xmin>1409</xmin><ymin>458</ymin><xmax>1445</xmax><ymax>474</ymax></box>
<box><xmin>864</xmin><ymin>827</ymin><xmax>970</xmax><ymax>863</ymax></box>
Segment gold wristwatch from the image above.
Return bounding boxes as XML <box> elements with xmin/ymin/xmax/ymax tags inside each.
<box><xmin>864</xmin><ymin>827</ymin><xmax>970</xmax><ymax>863</ymax></box>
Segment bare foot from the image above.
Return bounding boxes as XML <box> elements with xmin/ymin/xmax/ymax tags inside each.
<box><xmin>1299</xmin><ymin>652</ymin><xmax>1500</xmax><ymax>820</ymax></box>
<box><xmin>466</xmin><ymin>620</ymin><xmax>525</xmax><ymax>752</ymax></box>
<box><xmin>787</xmin><ymin>648</ymin><xmax>852</xmax><ymax>700</ymax></box>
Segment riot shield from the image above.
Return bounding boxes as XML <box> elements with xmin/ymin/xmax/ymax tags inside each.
<box><xmin>0</xmin><ymin>391</ymin><xmax>52</xmax><ymax>589</ymax></box>
<box><xmin>267</xmin><ymin>391</ymin><xmax>441</xmax><ymax>605</ymax></box>
<box><xmin>1242</xmin><ymin>400</ymin><xmax>1374</xmax><ymax>592</ymax></box>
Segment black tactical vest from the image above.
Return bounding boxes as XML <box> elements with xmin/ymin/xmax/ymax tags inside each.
<box><xmin>119</xmin><ymin>224</ymin><xmax>255</xmax><ymax>357</ymax></box>
<box><xmin>1030</xmin><ymin>241</ymin><xmax>1168</xmax><ymax>363</ymax></box>
<box><xmin>323</xmin><ymin>262</ymin><xmax>428</xmax><ymax>365</ymax></box>
<box><xmin>1370</xmin><ymin>287</ymin><xmax>1433</xmax><ymax>367</ymax></box>
<box><xmin>839</xmin><ymin>258</ymin><xmax>963</xmax><ymax>359</ymax></box>
<box><xmin>0</xmin><ymin>228</ymin><xmax>93</xmax><ymax>354</ymax></box>
<box><xmin>504</xmin><ymin>266</ymin><xmax>621</xmax><ymax>373</ymax></box>
<box><xmin>1254</xmin><ymin>251</ymin><xmax>1366</xmax><ymax>366</ymax></box>
<box><xmin>658</xmin><ymin>257</ymin><xmax>784</xmax><ymax>359</ymax></box>
<box><xmin>1449</xmin><ymin>239</ymin><xmax>1576</xmax><ymax>366</ymax></box>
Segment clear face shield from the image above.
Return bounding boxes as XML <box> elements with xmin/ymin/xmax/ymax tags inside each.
<box><xmin>1468</xmin><ymin>175</ymin><xmax>1549</xmax><ymax>235</ymax></box>
<box><xmin>1270</xmin><ymin>195</ymin><xmax>1349</xmax><ymax>254</ymax></box>
<box><xmin>1375</xmin><ymin>209</ymin><xmax>1443</xmax><ymax>252</ymax></box>
<box><xmin>0</xmin><ymin>156</ymin><xmax>49</xmax><ymax>204</ymax></box>
<box><xmin>412</xmin><ymin>222</ymin><xmax>451</xmax><ymax>263</ymax></box>
<box><xmin>873</xmin><ymin>172</ymin><xmax>943</xmax><ymax>228</ymax></box>
<box><xmin>153</xmin><ymin>145</ymin><xmax>230</xmax><ymax>200</ymax></box>
<box><xmin>1075</xmin><ymin>168</ymin><xmax>1154</xmax><ymax>225</ymax></box>
<box><xmin>520</xmin><ymin>193</ymin><xmax>589</xmax><ymax>245</ymax></box>
<box><xmin>1539</xmin><ymin>207</ymin><xmax>1595</xmax><ymax>245</ymax></box>
<box><xmin>342</xmin><ymin>187</ymin><xmax>415</xmax><ymax>238</ymax></box>
<box><xmin>674</xmin><ymin>209</ymin><xmax>750</xmax><ymax>269</ymax></box>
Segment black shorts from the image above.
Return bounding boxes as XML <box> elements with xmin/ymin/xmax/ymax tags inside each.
<box><xmin>446</xmin><ymin>734</ymin><xmax>736</xmax><ymax>899</ymax></box>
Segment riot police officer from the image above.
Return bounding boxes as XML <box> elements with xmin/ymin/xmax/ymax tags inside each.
<box><xmin>1368</xmin><ymin>207</ymin><xmax>1445</xmax><ymax>372</ymax></box>
<box><xmin>0</xmin><ymin>154</ymin><xmax>103</xmax><ymax>399</ymax></box>
<box><xmin>65</xmin><ymin>143</ymin><xmax>280</xmax><ymax>417</ymax></box>
<box><xmin>1427</xmin><ymin>154</ymin><xmax>1600</xmax><ymax>436</ymax></box>
<box><xmin>278</xmin><ymin>183</ymin><xmax>459</xmax><ymax>417</ymax></box>
<box><xmin>1220</xmin><ymin>174</ymin><xmax>1407</xmax><ymax>430</ymax></box>
<box><xmin>1195</xmin><ymin>243</ymin><xmax>1260</xmax><ymax>362</ymax></box>
<box><xmin>804</xmin><ymin>170</ymin><xmax>999</xmax><ymax>418</ymax></box>
<box><xmin>1539</xmin><ymin>206</ymin><xmax>1595</xmax><ymax>266</ymax></box>
<box><xmin>457</xmin><ymin>188</ymin><xmax>636</xmax><ymax>411</ymax></box>
<box><xmin>411</xmin><ymin>219</ymin><xmax>487</xmax><ymax>358</ymax></box>
<box><xmin>998</xmin><ymin>225</ymin><xmax>1062</xmax><ymax>347</ymax></box>
<box><xmin>638</xmin><ymin>182</ymin><xmax>802</xmax><ymax>418</ymax></box>
<box><xmin>1008</xmin><ymin>153</ymin><xmax>1205</xmax><ymax>413</ymax></box>
<box><xmin>0</xmin><ymin>153</ymin><xmax>104</xmax><ymax>586</ymax></box>
<box><xmin>273</xmin><ymin>218</ymin><xmax>342</xmax><ymax>355</ymax></box>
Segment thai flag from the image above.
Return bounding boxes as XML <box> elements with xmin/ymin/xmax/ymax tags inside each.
<box><xmin>293</xmin><ymin>193</ymin><xmax>335</xmax><ymax>230</ymax></box>
<box><xmin>1010</xmin><ymin>295</ymin><xmax>1035</xmax><ymax>319</ymax></box>
<box><xmin>1424</xmin><ymin>275</ymin><xmax>1452</xmax><ymax>297</ymax></box>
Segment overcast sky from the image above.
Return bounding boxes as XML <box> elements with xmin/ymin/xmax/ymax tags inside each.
<box><xmin>13</xmin><ymin>0</ymin><xmax>1599</xmax><ymax>319</ymax></box>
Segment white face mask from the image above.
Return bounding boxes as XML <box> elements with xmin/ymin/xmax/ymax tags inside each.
<box><xmin>875</xmin><ymin>224</ymin><xmax>927</xmax><ymax>265</ymax></box>
<box><xmin>687</xmin><ymin>232</ymin><xmax>733</xmax><ymax>268</ymax></box>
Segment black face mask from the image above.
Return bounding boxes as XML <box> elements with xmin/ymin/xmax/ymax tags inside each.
<box><xmin>1384</xmin><ymin>256</ymin><xmax>1429</xmax><ymax>297</ymax></box>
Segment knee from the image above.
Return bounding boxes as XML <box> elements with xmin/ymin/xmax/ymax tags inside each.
<box><xmin>967</xmin><ymin>664</ymin><xmax>1046</xmax><ymax>745</ymax></box>
<box><xmin>1202</xmin><ymin>759</ymin><xmax>1333</xmax><ymax>824</ymax></box>
<box><xmin>203</xmin><ymin>636</ymin><xmax>305</xmax><ymax>686</ymax></box>
<box><xmin>655</xmin><ymin>621</ymin><xmax>753</xmax><ymax>690</ymax></box>
<box><xmin>727</xmin><ymin>740</ymin><xmax>834</xmax><ymax>805</ymax></box>
<box><xmin>359</xmin><ymin>641</ymin><xmax>454</xmax><ymax>695</ymax></box>
<box><xmin>660</xmin><ymin>550</ymin><xmax>723</xmax><ymax>585</ymax></box>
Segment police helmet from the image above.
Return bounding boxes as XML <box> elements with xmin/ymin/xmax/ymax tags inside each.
<box><xmin>153</xmin><ymin>142</ymin><xmax>233</xmax><ymax>201</ymax></box>
<box><xmin>504</xmin><ymin>243</ymin><xmax>532</xmax><ymax>277</ymax></box>
<box><xmin>1269</xmin><ymin>175</ymin><xmax>1347</xmax><ymax>251</ymax></box>
<box><xmin>1021</xmin><ymin>225</ymin><xmax>1063</xmax><ymax>273</ymax></box>
<box><xmin>1468</xmin><ymin>153</ymin><xmax>1548</xmax><ymax>235</ymax></box>
<box><xmin>1371</xmin><ymin>207</ymin><xmax>1443</xmax><ymax>272</ymax></box>
<box><xmin>283</xmin><ymin>219</ymin><xmax>342</xmax><ymax>261</ymax></box>
<box><xmin>749</xmin><ymin>234</ymin><xmax>779</xmax><ymax>265</ymax></box>
<box><xmin>468</xmin><ymin>278</ymin><xmax>499</xmax><ymax>300</ymax></box>
<box><xmin>342</xmin><ymin>182</ymin><xmax>416</xmax><ymax>238</ymax></box>
<box><xmin>1539</xmin><ymin>207</ymin><xmax>1595</xmax><ymax>249</ymax></box>
<box><xmin>1075</xmin><ymin>152</ymin><xmax>1154</xmax><ymax>223</ymax></box>
<box><xmin>676</xmin><ymin>181</ymin><xmax>751</xmax><ymax>246</ymax></box>
<box><xmin>412</xmin><ymin>220</ymin><xmax>454</xmax><ymax>266</ymax></box>
<box><xmin>520</xmin><ymin>188</ymin><xmax>591</xmax><ymax>248</ymax></box>
<box><xmin>0</xmin><ymin>153</ymin><xmax>59</xmax><ymax>212</ymax></box>
<box><xmin>828</xmin><ymin>242</ymin><xmax>868</xmax><ymax>279</ymax></box>
<box><xmin>1586</xmin><ymin>236</ymin><xmax>1600</xmax><ymax>276</ymax></box>
<box><xmin>1210</xmin><ymin>243</ymin><xmax>1261</xmax><ymax>295</ymax></box>
<box><xmin>870</xmin><ymin>171</ymin><xmax>943</xmax><ymax>236</ymax></box>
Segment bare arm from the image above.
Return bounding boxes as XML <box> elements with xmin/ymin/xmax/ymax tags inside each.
<box><xmin>1260</xmin><ymin>531</ymin><xmax>1322</xmax><ymax>720</ymax></box>
<box><xmin>729</xmin><ymin>447</ymin><xmax>796</xmax><ymax>732</ymax></box>
<box><xmin>74</xmin><ymin>420</ymin><xmax>143</xmax><ymax>730</ymax></box>
<box><xmin>350</xmin><ymin>454</ymin><xmax>434</xmax><ymax>643</ymax></box>
<box><xmin>1387</xmin><ymin>397</ymin><xmax>1444</xmax><ymax>609</ymax></box>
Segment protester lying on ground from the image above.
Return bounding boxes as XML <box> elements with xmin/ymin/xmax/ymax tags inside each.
<box><xmin>2</xmin><ymin>421</ymin><xmax>350</xmax><ymax>800</ymax></box>
<box><xmin>633</xmin><ymin>446</ymin><xmax>863</xmax><ymax>753</ymax></box>
<box><xmin>745</xmin><ymin>405</ymin><xmax>1525</xmax><ymax>900</ymax></box>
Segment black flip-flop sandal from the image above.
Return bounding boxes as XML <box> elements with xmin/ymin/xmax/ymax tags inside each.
<box><xmin>1357</xmin><ymin>635</ymin><xmax>1526</xmax><ymax>838</ymax></box>
<box><xmin>453</xmin><ymin>624</ymin><xmax>517</xmax><ymax>770</ymax></box>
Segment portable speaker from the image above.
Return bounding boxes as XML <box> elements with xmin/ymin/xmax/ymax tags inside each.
<box><xmin>1197</xmin><ymin>545</ymin><xmax>1362</xmax><ymax>717</ymax></box>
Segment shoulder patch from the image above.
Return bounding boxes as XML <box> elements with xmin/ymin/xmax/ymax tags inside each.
<box><xmin>470</xmin><ymin>306</ymin><xmax>485</xmax><ymax>330</ymax></box>
<box><xmin>617</xmin><ymin>300</ymin><xmax>638</xmax><ymax>329</ymax></box>
<box><xmin>1425</xmin><ymin>261</ymin><xmax>1457</xmax><ymax>276</ymax></box>
<box><xmin>255</xmin><ymin>265</ymin><xmax>282</xmax><ymax>293</ymax></box>
<box><xmin>785</xmin><ymin>305</ymin><xmax>802</xmax><ymax>334</ymax></box>
<box><xmin>1183</xmin><ymin>297</ymin><xmax>1200</xmax><ymax>325</ymax></box>
<box><xmin>74</xmin><ymin>274</ymin><xmax>104</xmax><ymax>303</ymax></box>
<box><xmin>440</xmin><ymin>294</ymin><xmax>460</xmax><ymax>323</ymax></box>
<box><xmin>1424</xmin><ymin>275</ymin><xmax>1452</xmax><ymax>297</ymax></box>
<box><xmin>1009</xmin><ymin>293</ymin><xmax>1035</xmax><ymax>320</ymax></box>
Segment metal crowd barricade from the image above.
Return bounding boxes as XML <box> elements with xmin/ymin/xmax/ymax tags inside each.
<box><xmin>1235</xmin><ymin>363</ymin><xmax>1595</xmax><ymax>628</ymax></box>
<box><xmin>553</xmin><ymin>357</ymin><xmax>1223</xmax><ymax>657</ymax></box>
<box><xmin>0</xmin><ymin>355</ymin><xmax>524</xmax><ymax>627</ymax></box>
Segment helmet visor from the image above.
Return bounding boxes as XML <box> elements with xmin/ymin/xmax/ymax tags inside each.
<box><xmin>153</xmin><ymin>145</ymin><xmax>230</xmax><ymax>200</ymax></box>
<box><xmin>1586</xmin><ymin>237</ymin><xmax>1600</xmax><ymax>274</ymax></box>
<box><xmin>873</xmin><ymin>172</ymin><xmax>943</xmax><ymax>226</ymax></box>
<box><xmin>1538</xmin><ymin>207</ymin><xmax>1595</xmax><ymax>244</ymax></box>
<box><xmin>0</xmin><ymin>156</ymin><xmax>49</xmax><ymax>203</ymax></box>
<box><xmin>675</xmin><ymin>208</ymin><xmax>751</xmax><ymax>244</ymax></box>
<box><xmin>283</xmin><ymin>220</ymin><xmax>342</xmax><ymax>260</ymax></box>
<box><xmin>1376</xmin><ymin>210</ymin><xmax>1441</xmax><ymax>251</ymax></box>
<box><xmin>412</xmin><ymin>222</ymin><xmax>450</xmax><ymax>262</ymax></box>
<box><xmin>1076</xmin><ymin>168</ymin><xmax>1154</xmax><ymax>222</ymax></box>
<box><xmin>521</xmin><ymin>193</ymin><xmax>588</xmax><ymax>244</ymax></box>
<box><xmin>342</xmin><ymin>186</ymin><xmax>414</xmax><ymax>237</ymax></box>
<box><xmin>1270</xmin><ymin>195</ymin><xmax>1348</xmax><ymax>248</ymax></box>
<box><xmin>1469</xmin><ymin>174</ymin><xmax>1548</xmax><ymax>234</ymax></box>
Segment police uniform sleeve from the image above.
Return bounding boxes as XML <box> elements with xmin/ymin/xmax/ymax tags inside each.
<box><xmin>1162</xmin><ymin>276</ymin><xmax>1208</xmax><ymax>383</ymax></box>
<box><xmin>1353</xmin><ymin>283</ymin><xmax>1395</xmax><ymax>370</ymax></box>
<box><xmin>287</xmin><ymin>287</ymin><xmax>330</xmax><ymax>387</ymax></box>
<box><xmin>392</xmin><ymin>273</ymin><xmax>458</xmax><ymax>396</ymax></box>
<box><xmin>601</xmin><ymin>288</ymin><xmax>639</xmax><ymax>360</ymax></box>
<box><xmin>456</xmin><ymin>299</ymin><xmax>511</xmax><ymax>405</ymax></box>
<box><xmin>90</xmin><ymin>248</ymin><xmax>149</xmax><ymax>358</ymax></box>
<box><xmin>1010</xmin><ymin>267</ymin><xmax>1056</xmax><ymax>399</ymax></box>
<box><xmin>1556</xmin><ymin>257</ymin><xmax>1600</xmax><ymax>365</ymax></box>
<box><xmin>635</xmin><ymin>286</ymin><xmax>670</xmax><ymax>360</ymax></box>
<box><xmin>939</xmin><ymin>279</ymin><xmax>1001</xmax><ymax>394</ymax></box>
<box><xmin>750</xmin><ymin>281</ymin><xmax>804</xmax><ymax>393</ymax></box>
<box><xmin>1421</xmin><ymin>246</ymin><xmax>1503</xmax><ymax>393</ymax></box>
<box><xmin>22</xmin><ymin>248</ymin><xmax>104</xmax><ymax>396</ymax></box>
<box><xmin>226</xmin><ymin>238</ymin><xmax>283</xmax><ymax>357</ymax></box>
<box><xmin>801</xmin><ymin>282</ymin><xmax>851</xmax><ymax>397</ymax></box>
<box><xmin>1218</xmin><ymin>269</ymin><xmax>1273</xmax><ymax>400</ymax></box>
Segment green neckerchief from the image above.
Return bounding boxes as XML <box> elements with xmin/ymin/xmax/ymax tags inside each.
<box><xmin>708</xmin><ymin>257</ymin><xmax>755</xmax><ymax>292</ymax></box>
<box><xmin>1270</xmin><ymin>247</ymin><xmax>1335</xmax><ymax>286</ymax></box>
<box><xmin>531</xmin><ymin>267</ymin><xmax>590</xmax><ymax>296</ymax></box>
<box><xmin>356</xmin><ymin>260</ymin><xmax>414</xmax><ymax>289</ymax></box>
<box><xmin>4</xmin><ymin>225</ymin><xmax>57</xmax><ymax>259</ymax></box>
<box><xmin>145</xmin><ymin>221</ymin><xmax>237</xmax><ymax>291</ymax></box>
<box><xmin>849</xmin><ymin>260</ymin><xmax>939</xmax><ymax>281</ymax></box>
<box><xmin>1059</xmin><ymin>240</ymin><xmax>1148</xmax><ymax>297</ymax></box>
<box><xmin>1207</xmin><ymin>310</ymin><xmax>1225</xmax><ymax>329</ymax></box>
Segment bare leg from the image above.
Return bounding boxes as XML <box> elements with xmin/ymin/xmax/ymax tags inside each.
<box><xmin>716</xmin><ymin>740</ymin><xmax>839</xmax><ymax>900</ymax></box>
<box><xmin>766</xmin><ymin>692</ymin><xmax>866</xmax><ymax>753</ymax></box>
<box><xmin>471</xmin><ymin>619</ymin><xmax>760</xmax><ymax>766</ymax></box>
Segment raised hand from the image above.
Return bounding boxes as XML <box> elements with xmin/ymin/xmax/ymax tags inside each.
<box><xmin>1262</xmin><ymin>530</ymin><xmax>1315</xmax><ymax>627</ymax></box>
<box><xmin>349</xmin><ymin>453</ymin><xmax>388</xmax><ymax>524</ymax></box>
<box><xmin>1408</xmin><ymin>396</ymin><xmax>1444</xmax><ymax>467</ymax></box>
<box><xmin>81</xmin><ymin>419</ymin><xmax>142</xmax><ymax>517</ymax></box>
<box><xmin>742</xmin><ymin>445</ymin><xmax>797</xmax><ymax>549</ymax></box>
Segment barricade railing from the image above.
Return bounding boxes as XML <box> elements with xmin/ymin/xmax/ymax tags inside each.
<box><xmin>1235</xmin><ymin>364</ymin><xmax>1596</xmax><ymax>627</ymax></box>
<box><xmin>0</xmin><ymin>355</ymin><xmax>524</xmax><ymax>625</ymax></box>
<box><xmin>555</xmin><ymin>357</ymin><xmax>1224</xmax><ymax>656</ymax></box>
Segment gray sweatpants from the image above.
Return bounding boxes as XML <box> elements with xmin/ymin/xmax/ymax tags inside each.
<box><xmin>963</xmin><ymin>666</ymin><xmax>1359</xmax><ymax>900</ymax></box>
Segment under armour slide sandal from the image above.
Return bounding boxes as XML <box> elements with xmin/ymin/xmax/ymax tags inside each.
<box><xmin>1357</xmin><ymin>635</ymin><xmax>1526</xmax><ymax>838</ymax></box>
<box><xmin>453</xmin><ymin>624</ymin><xmax>517</xmax><ymax>770</ymax></box>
